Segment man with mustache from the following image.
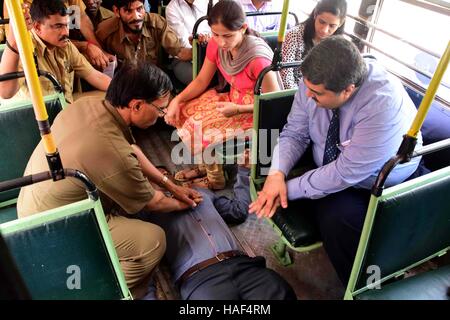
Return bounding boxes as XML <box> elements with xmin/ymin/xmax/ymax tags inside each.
<box><xmin>3</xmin><ymin>0</ymin><xmax>113</xmax><ymax>70</ymax></box>
<box><xmin>17</xmin><ymin>61</ymin><xmax>203</xmax><ymax>299</ymax></box>
<box><xmin>96</xmin><ymin>0</ymin><xmax>191</xmax><ymax>68</ymax></box>
<box><xmin>0</xmin><ymin>0</ymin><xmax>111</xmax><ymax>104</ymax></box>
<box><xmin>250</xmin><ymin>37</ymin><xmax>426</xmax><ymax>286</ymax></box>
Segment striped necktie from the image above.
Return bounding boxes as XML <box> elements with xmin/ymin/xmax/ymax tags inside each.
<box><xmin>323</xmin><ymin>109</ymin><xmax>340</xmax><ymax>165</ymax></box>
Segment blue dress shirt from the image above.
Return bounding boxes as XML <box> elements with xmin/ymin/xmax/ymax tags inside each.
<box><xmin>143</xmin><ymin>167</ymin><xmax>251</xmax><ymax>283</ymax></box>
<box><xmin>271</xmin><ymin>58</ymin><xmax>422</xmax><ymax>200</ymax></box>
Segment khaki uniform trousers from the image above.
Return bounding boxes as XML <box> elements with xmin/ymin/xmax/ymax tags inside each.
<box><xmin>107</xmin><ymin>214</ymin><xmax>166</xmax><ymax>299</ymax></box>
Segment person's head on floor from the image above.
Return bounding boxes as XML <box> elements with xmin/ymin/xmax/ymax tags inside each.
<box><xmin>300</xmin><ymin>36</ymin><xmax>367</xmax><ymax>110</ymax></box>
<box><xmin>304</xmin><ymin>0</ymin><xmax>347</xmax><ymax>45</ymax></box>
<box><xmin>112</xmin><ymin>0</ymin><xmax>145</xmax><ymax>34</ymax></box>
<box><xmin>106</xmin><ymin>61</ymin><xmax>173</xmax><ymax>128</ymax></box>
<box><xmin>30</xmin><ymin>0</ymin><xmax>70</xmax><ymax>49</ymax></box>
<box><xmin>208</xmin><ymin>0</ymin><xmax>257</xmax><ymax>52</ymax></box>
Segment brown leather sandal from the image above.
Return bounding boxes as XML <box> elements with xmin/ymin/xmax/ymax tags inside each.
<box><xmin>174</xmin><ymin>166</ymin><xmax>207</xmax><ymax>182</ymax></box>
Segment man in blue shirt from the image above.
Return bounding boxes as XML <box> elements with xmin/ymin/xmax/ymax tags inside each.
<box><xmin>249</xmin><ymin>36</ymin><xmax>423</xmax><ymax>284</ymax></box>
<box><xmin>142</xmin><ymin>167</ymin><xmax>296</xmax><ymax>300</ymax></box>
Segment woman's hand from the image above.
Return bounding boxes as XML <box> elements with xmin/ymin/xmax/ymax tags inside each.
<box><xmin>165</xmin><ymin>97</ymin><xmax>181</xmax><ymax>127</ymax></box>
<box><xmin>217</xmin><ymin>102</ymin><xmax>239</xmax><ymax>117</ymax></box>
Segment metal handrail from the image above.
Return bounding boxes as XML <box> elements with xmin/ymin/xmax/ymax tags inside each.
<box><xmin>345</xmin><ymin>33</ymin><xmax>450</xmax><ymax>90</ymax></box>
<box><xmin>246</xmin><ymin>11</ymin><xmax>299</xmax><ymax>26</ymax></box>
<box><xmin>0</xmin><ymin>169</ymin><xmax>98</xmax><ymax>201</ymax></box>
<box><xmin>0</xmin><ymin>70</ymin><xmax>64</xmax><ymax>94</ymax></box>
<box><xmin>346</xmin><ymin>13</ymin><xmax>441</xmax><ymax>59</ymax></box>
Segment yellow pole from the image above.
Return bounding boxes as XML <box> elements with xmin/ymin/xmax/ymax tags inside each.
<box><xmin>277</xmin><ymin>0</ymin><xmax>290</xmax><ymax>43</ymax></box>
<box><xmin>407</xmin><ymin>41</ymin><xmax>450</xmax><ymax>138</ymax></box>
<box><xmin>5</xmin><ymin>0</ymin><xmax>56</xmax><ymax>154</ymax></box>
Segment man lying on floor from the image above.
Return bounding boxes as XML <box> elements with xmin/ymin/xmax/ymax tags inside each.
<box><xmin>140</xmin><ymin>166</ymin><xmax>296</xmax><ymax>300</ymax></box>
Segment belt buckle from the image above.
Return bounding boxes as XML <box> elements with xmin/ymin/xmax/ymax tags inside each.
<box><xmin>215</xmin><ymin>252</ymin><xmax>226</xmax><ymax>262</ymax></box>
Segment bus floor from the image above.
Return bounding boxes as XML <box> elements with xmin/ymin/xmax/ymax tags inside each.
<box><xmin>133</xmin><ymin>120</ymin><xmax>345</xmax><ymax>300</ymax></box>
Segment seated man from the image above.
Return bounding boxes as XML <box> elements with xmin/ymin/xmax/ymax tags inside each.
<box><xmin>0</xmin><ymin>0</ymin><xmax>111</xmax><ymax>103</ymax></box>
<box><xmin>17</xmin><ymin>61</ymin><xmax>202</xmax><ymax>299</ymax></box>
<box><xmin>69</xmin><ymin>0</ymin><xmax>116</xmax><ymax>70</ymax></box>
<box><xmin>3</xmin><ymin>0</ymin><xmax>112</xmax><ymax>70</ymax></box>
<box><xmin>250</xmin><ymin>36</ymin><xmax>424</xmax><ymax>285</ymax></box>
<box><xmin>239</xmin><ymin>0</ymin><xmax>293</xmax><ymax>33</ymax></box>
<box><xmin>143</xmin><ymin>166</ymin><xmax>296</xmax><ymax>300</ymax></box>
<box><xmin>96</xmin><ymin>0</ymin><xmax>192</xmax><ymax>68</ymax></box>
<box><xmin>165</xmin><ymin>0</ymin><xmax>210</xmax><ymax>85</ymax></box>
<box><xmin>83</xmin><ymin>0</ymin><xmax>115</xmax><ymax>29</ymax></box>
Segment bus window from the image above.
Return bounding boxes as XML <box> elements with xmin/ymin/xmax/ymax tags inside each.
<box><xmin>369</xmin><ymin>0</ymin><xmax>450</xmax><ymax>102</ymax></box>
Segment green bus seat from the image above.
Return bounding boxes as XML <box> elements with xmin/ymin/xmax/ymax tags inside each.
<box><xmin>345</xmin><ymin>141</ymin><xmax>450</xmax><ymax>300</ymax></box>
<box><xmin>0</xmin><ymin>73</ymin><xmax>66</xmax><ymax>223</ymax></box>
<box><xmin>0</xmin><ymin>233</ymin><xmax>31</xmax><ymax>299</ymax></box>
<box><xmin>357</xmin><ymin>265</ymin><xmax>450</xmax><ymax>300</ymax></box>
<box><xmin>249</xmin><ymin>87</ymin><xmax>322</xmax><ymax>266</ymax></box>
<box><xmin>0</xmin><ymin>188</ymin><xmax>131</xmax><ymax>300</ymax></box>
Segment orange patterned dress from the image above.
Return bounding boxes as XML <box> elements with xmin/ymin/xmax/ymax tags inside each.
<box><xmin>177</xmin><ymin>38</ymin><xmax>272</xmax><ymax>155</ymax></box>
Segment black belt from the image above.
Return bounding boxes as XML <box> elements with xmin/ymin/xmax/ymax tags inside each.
<box><xmin>178</xmin><ymin>250</ymin><xmax>246</xmax><ymax>285</ymax></box>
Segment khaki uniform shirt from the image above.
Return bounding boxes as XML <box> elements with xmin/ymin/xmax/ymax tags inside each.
<box><xmin>14</xmin><ymin>30</ymin><xmax>94</xmax><ymax>103</ymax></box>
<box><xmin>92</xmin><ymin>7</ymin><xmax>115</xmax><ymax>29</ymax></box>
<box><xmin>17</xmin><ymin>97</ymin><xmax>155</xmax><ymax>218</ymax></box>
<box><xmin>70</xmin><ymin>6</ymin><xmax>115</xmax><ymax>41</ymax></box>
<box><xmin>96</xmin><ymin>12</ymin><xmax>182</xmax><ymax>65</ymax></box>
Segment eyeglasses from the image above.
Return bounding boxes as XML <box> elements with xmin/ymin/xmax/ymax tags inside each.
<box><xmin>148</xmin><ymin>101</ymin><xmax>168</xmax><ymax>116</ymax></box>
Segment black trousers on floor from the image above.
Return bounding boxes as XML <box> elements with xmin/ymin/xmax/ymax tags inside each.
<box><xmin>179</xmin><ymin>256</ymin><xmax>297</xmax><ymax>300</ymax></box>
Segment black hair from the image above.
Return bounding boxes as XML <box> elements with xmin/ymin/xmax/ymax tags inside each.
<box><xmin>106</xmin><ymin>61</ymin><xmax>173</xmax><ymax>108</ymax></box>
<box><xmin>300</xmin><ymin>36</ymin><xmax>367</xmax><ymax>93</ymax></box>
<box><xmin>30</xmin><ymin>0</ymin><xmax>67</xmax><ymax>22</ymax></box>
<box><xmin>303</xmin><ymin>0</ymin><xmax>347</xmax><ymax>56</ymax></box>
<box><xmin>208</xmin><ymin>0</ymin><xmax>259</xmax><ymax>37</ymax></box>
<box><xmin>112</xmin><ymin>0</ymin><xmax>144</xmax><ymax>10</ymax></box>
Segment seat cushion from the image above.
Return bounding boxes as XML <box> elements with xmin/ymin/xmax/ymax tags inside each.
<box><xmin>0</xmin><ymin>205</ymin><xmax>18</xmax><ymax>224</ymax></box>
<box><xmin>357</xmin><ymin>265</ymin><xmax>450</xmax><ymax>300</ymax></box>
<box><xmin>272</xmin><ymin>200</ymin><xmax>321</xmax><ymax>247</ymax></box>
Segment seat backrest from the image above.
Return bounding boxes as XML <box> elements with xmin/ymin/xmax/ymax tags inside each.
<box><xmin>0</xmin><ymin>198</ymin><xmax>131</xmax><ymax>300</ymax></box>
<box><xmin>0</xmin><ymin>233</ymin><xmax>31</xmax><ymax>299</ymax></box>
<box><xmin>0</xmin><ymin>94</ymin><xmax>64</xmax><ymax>203</ymax></box>
<box><xmin>261</xmin><ymin>32</ymin><xmax>278</xmax><ymax>52</ymax></box>
<box><xmin>404</xmin><ymin>85</ymin><xmax>450</xmax><ymax>170</ymax></box>
<box><xmin>346</xmin><ymin>164</ymin><xmax>450</xmax><ymax>299</ymax></box>
<box><xmin>252</xmin><ymin>89</ymin><xmax>297</xmax><ymax>182</ymax></box>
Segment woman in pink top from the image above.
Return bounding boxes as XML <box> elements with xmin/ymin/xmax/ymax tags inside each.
<box><xmin>165</xmin><ymin>0</ymin><xmax>280</xmax><ymax>190</ymax></box>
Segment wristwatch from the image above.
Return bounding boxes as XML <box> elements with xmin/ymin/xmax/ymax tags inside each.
<box><xmin>160</xmin><ymin>175</ymin><xmax>169</xmax><ymax>186</ymax></box>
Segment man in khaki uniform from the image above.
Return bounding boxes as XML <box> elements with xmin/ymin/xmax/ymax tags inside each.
<box><xmin>96</xmin><ymin>0</ymin><xmax>191</xmax><ymax>67</ymax></box>
<box><xmin>0</xmin><ymin>0</ymin><xmax>111</xmax><ymax>103</ymax></box>
<box><xmin>3</xmin><ymin>0</ymin><xmax>112</xmax><ymax>70</ymax></box>
<box><xmin>17</xmin><ymin>61</ymin><xmax>202</xmax><ymax>299</ymax></box>
<box><xmin>83</xmin><ymin>0</ymin><xmax>115</xmax><ymax>29</ymax></box>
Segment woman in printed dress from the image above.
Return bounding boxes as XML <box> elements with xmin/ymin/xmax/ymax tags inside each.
<box><xmin>164</xmin><ymin>0</ymin><xmax>280</xmax><ymax>190</ymax></box>
<box><xmin>281</xmin><ymin>0</ymin><xmax>347</xmax><ymax>89</ymax></box>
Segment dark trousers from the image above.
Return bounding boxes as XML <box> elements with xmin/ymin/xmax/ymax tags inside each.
<box><xmin>293</xmin><ymin>160</ymin><xmax>430</xmax><ymax>285</ymax></box>
<box><xmin>180</xmin><ymin>256</ymin><xmax>297</xmax><ymax>300</ymax></box>
<box><xmin>307</xmin><ymin>187</ymin><xmax>371</xmax><ymax>285</ymax></box>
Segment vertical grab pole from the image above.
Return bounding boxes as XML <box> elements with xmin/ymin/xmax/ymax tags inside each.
<box><xmin>273</xmin><ymin>0</ymin><xmax>290</xmax><ymax>69</ymax></box>
<box><xmin>5</xmin><ymin>0</ymin><xmax>64</xmax><ymax>180</ymax></box>
<box><xmin>278</xmin><ymin>0</ymin><xmax>290</xmax><ymax>45</ymax></box>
